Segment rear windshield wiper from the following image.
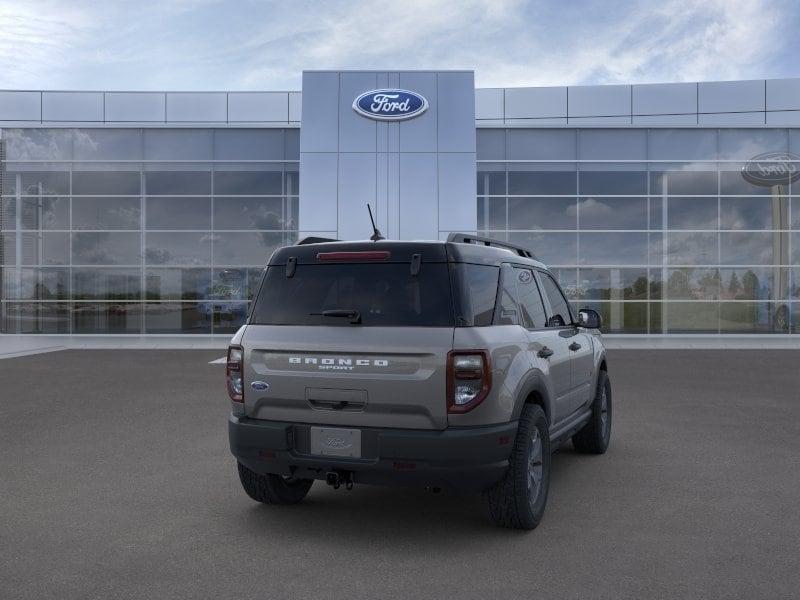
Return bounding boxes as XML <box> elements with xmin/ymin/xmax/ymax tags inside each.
<box><xmin>310</xmin><ymin>309</ymin><xmax>362</xmax><ymax>324</ymax></box>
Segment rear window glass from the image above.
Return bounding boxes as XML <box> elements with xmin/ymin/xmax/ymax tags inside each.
<box><xmin>250</xmin><ymin>263</ymin><xmax>453</xmax><ymax>326</ymax></box>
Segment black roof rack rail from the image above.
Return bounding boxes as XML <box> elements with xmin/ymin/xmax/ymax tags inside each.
<box><xmin>296</xmin><ymin>236</ymin><xmax>339</xmax><ymax>245</ymax></box>
<box><xmin>446</xmin><ymin>233</ymin><xmax>537</xmax><ymax>260</ymax></box>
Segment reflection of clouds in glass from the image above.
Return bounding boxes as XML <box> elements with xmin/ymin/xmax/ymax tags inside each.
<box><xmin>570</xmin><ymin>197</ymin><xmax>611</xmax><ymax>219</ymax></box>
<box><xmin>5</xmin><ymin>130</ymin><xmax>71</xmax><ymax>160</ymax></box>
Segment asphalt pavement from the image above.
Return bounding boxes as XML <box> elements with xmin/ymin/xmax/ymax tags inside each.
<box><xmin>1</xmin><ymin>349</ymin><xmax>798</xmax><ymax>599</ymax></box>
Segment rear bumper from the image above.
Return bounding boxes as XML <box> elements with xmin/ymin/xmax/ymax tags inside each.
<box><xmin>229</xmin><ymin>415</ymin><xmax>517</xmax><ymax>492</ymax></box>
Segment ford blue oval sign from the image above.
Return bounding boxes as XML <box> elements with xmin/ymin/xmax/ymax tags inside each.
<box><xmin>353</xmin><ymin>89</ymin><xmax>428</xmax><ymax>121</ymax></box>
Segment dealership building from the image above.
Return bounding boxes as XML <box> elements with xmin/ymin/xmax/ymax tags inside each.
<box><xmin>1</xmin><ymin>71</ymin><xmax>799</xmax><ymax>338</ymax></box>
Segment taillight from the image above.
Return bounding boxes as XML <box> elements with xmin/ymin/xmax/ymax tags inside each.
<box><xmin>227</xmin><ymin>345</ymin><xmax>244</xmax><ymax>402</ymax></box>
<box><xmin>447</xmin><ymin>350</ymin><xmax>491</xmax><ymax>413</ymax></box>
<box><xmin>316</xmin><ymin>251</ymin><xmax>390</xmax><ymax>261</ymax></box>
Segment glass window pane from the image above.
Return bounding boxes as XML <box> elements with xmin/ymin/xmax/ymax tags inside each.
<box><xmin>213</xmin><ymin>232</ymin><xmax>284</xmax><ymax>265</ymax></box>
<box><xmin>285</xmin><ymin>129</ymin><xmax>299</xmax><ymax>159</ymax></box>
<box><xmin>72</xmin><ymin>268</ymin><xmax>141</xmax><ymax>300</ymax></box>
<box><xmin>507</xmin><ymin>130</ymin><xmax>575</xmax><ymax>160</ymax></box>
<box><xmin>212</xmin><ymin>302</ymin><xmax>249</xmax><ymax>334</ymax></box>
<box><xmin>144</xmin><ymin>302</ymin><xmax>211</xmax><ymax>334</ymax></box>
<box><xmin>144</xmin><ymin>171</ymin><xmax>211</xmax><ymax>195</ymax></box>
<box><xmin>720</xmin><ymin>197</ymin><xmax>781</xmax><ymax>230</ymax></box>
<box><xmin>579</xmin><ymin>233</ymin><xmax>648</xmax><ymax>265</ymax></box>
<box><xmin>15</xmin><ymin>232</ymin><xmax>70</xmax><ymax>265</ymax></box>
<box><xmin>667</xmin><ymin>197</ymin><xmax>718</xmax><ymax>230</ymax></box>
<box><xmin>19</xmin><ymin>197</ymin><xmax>69</xmax><ymax>230</ymax></box>
<box><xmin>720</xmin><ymin>302</ymin><xmax>787</xmax><ymax>333</ymax></box>
<box><xmin>579</xmin><ymin>301</ymin><xmax>647</xmax><ymax>333</ymax></box>
<box><xmin>578</xmin><ymin>268</ymin><xmax>649</xmax><ymax>300</ymax></box>
<box><xmin>579</xmin><ymin>171</ymin><xmax>647</xmax><ymax>195</ymax></box>
<box><xmin>578</xmin><ymin>197</ymin><xmax>647</xmax><ymax>230</ymax></box>
<box><xmin>213</xmin><ymin>197</ymin><xmax>285</xmax><ymax>230</ymax></box>
<box><xmin>145</xmin><ymin>268</ymin><xmax>211</xmax><ymax>300</ymax></box>
<box><xmin>666</xmin><ymin>268</ymin><xmax>721</xmax><ymax>300</ymax></box>
<box><xmin>718</xmin><ymin>129</ymin><xmax>788</xmax><ymax>160</ymax></box>
<box><xmin>508</xmin><ymin>170</ymin><xmax>576</xmax><ymax>195</ymax></box>
<box><xmin>720</xmin><ymin>169</ymin><xmax>773</xmax><ymax>195</ymax></box>
<box><xmin>214</xmin><ymin>129</ymin><xmax>284</xmax><ymax>160</ymax></box>
<box><xmin>73</xmin><ymin>303</ymin><xmax>141</xmax><ymax>333</ymax></box>
<box><xmin>507</xmin><ymin>197</ymin><xmax>576</xmax><ymax>230</ymax></box>
<box><xmin>72</xmin><ymin>197</ymin><xmax>141</xmax><ymax>230</ymax></box>
<box><xmin>539</xmin><ymin>272</ymin><xmax>572</xmax><ymax>326</ymax></box>
<box><xmin>73</xmin><ymin>129</ymin><xmax>142</xmax><ymax>160</ymax></box>
<box><xmin>145</xmin><ymin>197</ymin><xmax>211</xmax><ymax>230</ymax></box>
<box><xmin>650</xmin><ymin>171</ymin><xmax>717</xmax><ymax>195</ymax></box>
<box><xmin>664</xmin><ymin>301</ymin><xmax>719</xmax><ymax>333</ymax></box>
<box><xmin>720</xmin><ymin>232</ymin><xmax>776</xmax><ymax>265</ymax></box>
<box><xmin>666</xmin><ymin>232</ymin><xmax>719</xmax><ymax>265</ymax></box>
<box><xmin>8</xmin><ymin>171</ymin><xmax>70</xmax><ymax>195</ymax></box>
<box><xmin>507</xmin><ymin>232</ymin><xmax>577</xmax><ymax>266</ymax></box>
<box><xmin>477</xmin><ymin>196</ymin><xmax>506</xmax><ymax>230</ymax></box>
<box><xmin>211</xmin><ymin>268</ymin><xmax>263</xmax><ymax>301</ymax></box>
<box><xmin>145</xmin><ymin>232</ymin><xmax>211</xmax><ymax>266</ymax></box>
<box><xmin>72</xmin><ymin>171</ymin><xmax>140</xmax><ymax>195</ymax></box>
<box><xmin>550</xmin><ymin>268</ymin><xmax>578</xmax><ymax>300</ymax></box>
<box><xmin>648</xmin><ymin>129</ymin><xmax>717</xmax><ymax>161</ymax></box>
<box><xmin>496</xmin><ymin>265</ymin><xmax>519</xmax><ymax>326</ymax></box>
<box><xmin>476</xmin><ymin>129</ymin><xmax>505</xmax><ymax>160</ymax></box>
<box><xmin>1</xmin><ymin>302</ymin><xmax>70</xmax><ymax>333</ymax></box>
<box><xmin>718</xmin><ymin>268</ymin><xmax>780</xmax><ymax>301</ymax></box>
<box><xmin>2</xmin><ymin>267</ymin><xmax>69</xmax><ymax>300</ymax></box>
<box><xmin>143</xmin><ymin>129</ymin><xmax>212</xmax><ymax>160</ymax></box>
<box><xmin>213</xmin><ymin>170</ymin><xmax>282</xmax><ymax>195</ymax></box>
<box><xmin>72</xmin><ymin>232</ymin><xmax>140</xmax><ymax>265</ymax></box>
<box><xmin>514</xmin><ymin>268</ymin><xmax>547</xmax><ymax>328</ymax></box>
<box><xmin>578</xmin><ymin>130</ymin><xmax>646</xmax><ymax>161</ymax></box>
<box><xmin>476</xmin><ymin>170</ymin><xmax>506</xmax><ymax>195</ymax></box>
<box><xmin>4</xmin><ymin>129</ymin><xmax>73</xmax><ymax>160</ymax></box>
<box><xmin>1</xmin><ymin>198</ymin><xmax>16</xmax><ymax>227</ymax></box>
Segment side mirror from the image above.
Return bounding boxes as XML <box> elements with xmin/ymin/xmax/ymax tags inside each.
<box><xmin>577</xmin><ymin>308</ymin><xmax>602</xmax><ymax>330</ymax></box>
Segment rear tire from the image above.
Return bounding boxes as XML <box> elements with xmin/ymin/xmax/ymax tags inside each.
<box><xmin>237</xmin><ymin>462</ymin><xmax>314</xmax><ymax>505</ymax></box>
<box><xmin>486</xmin><ymin>404</ymin><xmax>551</xmax><ymax>530</ymax></box>
<box><xmin>572</xmin><ymin>370</ymin><xmax>612</xmax><ymax>454</ymax></box>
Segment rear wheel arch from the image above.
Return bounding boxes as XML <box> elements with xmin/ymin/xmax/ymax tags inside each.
<box><xmin>512</xmin><ymin>372</ymin><xmax>552</xmax><ymax>425</ymax></box>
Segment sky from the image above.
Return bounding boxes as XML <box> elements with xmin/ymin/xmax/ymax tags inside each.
<box><xmin>0</xmin><ymin>0</ymin><xmax>797</xmax><ymax>91</ymax></box>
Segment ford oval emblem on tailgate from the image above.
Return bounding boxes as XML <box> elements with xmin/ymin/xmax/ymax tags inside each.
<box><xmin>251</xmin><ymin>381</ymin><xmax>269</xmax><ymax>391</ymax></box>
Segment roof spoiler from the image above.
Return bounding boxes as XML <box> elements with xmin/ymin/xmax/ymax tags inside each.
<box><xmin>296</xmin><ymin>236</ymin><xmax>339</xmax><ymax>245</ymax></box>
<box><xmin>447</xmin><ymin>233</ymin><xmax>537</xmax><ymax>260</ymax></box>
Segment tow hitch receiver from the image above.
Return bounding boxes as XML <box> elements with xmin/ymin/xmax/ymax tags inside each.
<box><xmin>325</xmin><ymin>470</ymin><xmax>354</xmax><ymax>490</ymax></box>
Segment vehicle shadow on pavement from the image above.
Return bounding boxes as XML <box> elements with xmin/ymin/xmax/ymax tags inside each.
<box><xmin>230</xmin><ymin>447</ymin><xmax>584</xmax><ymax>541</ymax></box>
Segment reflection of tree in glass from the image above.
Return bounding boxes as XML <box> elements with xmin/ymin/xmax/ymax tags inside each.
<box><xmin>727</xmin><ymin>272</ymin><xmax>741</xmax><ymax>298</ymax></box>
<box><xmin>741</xmin><ymin>270</ymin><xmax>759</xmax><ymax>301</ymax></box>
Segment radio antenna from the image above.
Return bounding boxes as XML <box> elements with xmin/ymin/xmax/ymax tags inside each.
<box><xmin>367</xmin><ymin>204</ymin><xmax>385</xmax><ymax>241</ymax></box>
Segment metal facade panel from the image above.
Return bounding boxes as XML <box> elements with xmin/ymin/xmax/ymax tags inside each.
<box><xmin>300</xmin><ymin>72</ymin><xmax>339</xmax><ymax>152</ymax></box>
<box><xmin>698</xmin><ymin>80</ymin><xmax>764</xmax><ymax>113</ymax></box>
<box><xmin>437</xmin><ymin>71</ymin><xmax>476</xmax><ymax>153</ymax></box>
<box><xmin>298</xmin><ymin>152</ymin><xmax>338</xmax><ymax>232</ymax></box>
<box><xmin>632</xmin><ymin>82</ymin><xmax>696</xmax><ymax>115</ymax></box>
<box><xmin>475</xmin><ymin>88</ymin><xmax>504</xmax><ymax>120</ymax></box>
<box><xmin>399</xmin><ymin>153</ymin><xmax>438</xmax><ymax>239</ymax></box>
<box><xmin>228</xmin><ymin>92</ymin><xmax>288</xmax><ymax>122</ymax></box>
<box><xmin>165</xmin><ymin>92</ymin><xmax>227</xmax><ymax>122</ymax></box>
<box><xmin>766</xmin><ymin>79</ymin><xmax>800</xmax><ymax>111</ymax></box>
<box><xmin>338</xmin><ymin>72</ymin><xmax>377</xmax><ymax>153</ymax></box>
<box><xmin>505</xmin><ymin>86</ymin><xmax>567</xmax><ymax>119</ymax></box>
<box><xmin>0</xmin><ymin>91</ymin><xmax>41</xmax><ymax>121</ymax></box>
<box><xmin>568</xmin><ymin>84</ymin><xmax>631</xmax><ymax>117</ymax></box>
<box><xmin>105</xmin><ymin>92</ymin><xmax>165</xmax><ymax>122</ymax></box>
<box><xmin>42</xmin><ymin>92</ymin><xmax>103</xmax><ymax>121</ymax></box>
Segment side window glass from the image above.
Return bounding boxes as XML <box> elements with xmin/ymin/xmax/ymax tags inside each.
<box><xmin>514</xmin><ymin>268</ymin><xmax>547</xmax><ymax>329</ymax></box>
<box><xmin>495</xmin><ymin>265</ymin><xmax>519</xmax><ymax>325</ymax></box>
<box><xmin>540</xmin><ymin>273</ymin><xmax>572</xmax><ymax>327</ymax></box>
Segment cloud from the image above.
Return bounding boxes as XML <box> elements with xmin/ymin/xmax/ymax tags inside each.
<box><xmin>0</xmin><ymin>0</ymin><xmax>794</xmax><ymax>90</ymax></box>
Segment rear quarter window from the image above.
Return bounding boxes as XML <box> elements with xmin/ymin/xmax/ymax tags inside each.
<box><xmin>451</xmin><ymin>264</ymin><xmax>500</xmax><ymax>326</ymax></box>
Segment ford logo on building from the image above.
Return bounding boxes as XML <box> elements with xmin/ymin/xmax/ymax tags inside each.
<box><xmin>353</xmin><ymin>89</ymin><xmax>428</xmax><ymax>121</ymax></box>
<box><xmin>741</xmin><ymin>152</ymin><xmax>800</xmax><ymax>187</ymax></box>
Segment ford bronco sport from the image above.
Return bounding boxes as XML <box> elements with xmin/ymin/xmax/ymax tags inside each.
<box><xmin>227</xmin><ymin>234</ymin><xmax>611</xmax><ymax>529</ymax></box>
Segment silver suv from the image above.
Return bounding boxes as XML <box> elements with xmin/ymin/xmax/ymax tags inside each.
<box><xmin>227</xmin><ymin>234</ymin><xmax>611</xmax><ymax>529</ymax></box>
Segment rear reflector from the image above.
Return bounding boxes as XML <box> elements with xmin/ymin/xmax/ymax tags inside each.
<box><xmin>316</xmin><ymin>251</ymin><xmax>390</xmax><ymax>261</ymax></box>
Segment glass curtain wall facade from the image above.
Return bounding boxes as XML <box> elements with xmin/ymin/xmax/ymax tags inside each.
<box><xmin>477</xmin><ymin>128</ymin><xmax>800</xmax><ymax>334</ymax></box>
<box><xmin>0</xmin><ymin>128</ymin><xmax>299</xmax><ymax>334</ymax></box>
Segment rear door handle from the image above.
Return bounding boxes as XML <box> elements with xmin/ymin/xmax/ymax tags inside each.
<box><xmin>568</xmin><ymin>342</ymin><xmax>582</xmax><ymax>351</ymax></box>
<box><xmin>537</xmin><ymin>346</ymin><xmax>554</xmax><ymax>359</ymax></box>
